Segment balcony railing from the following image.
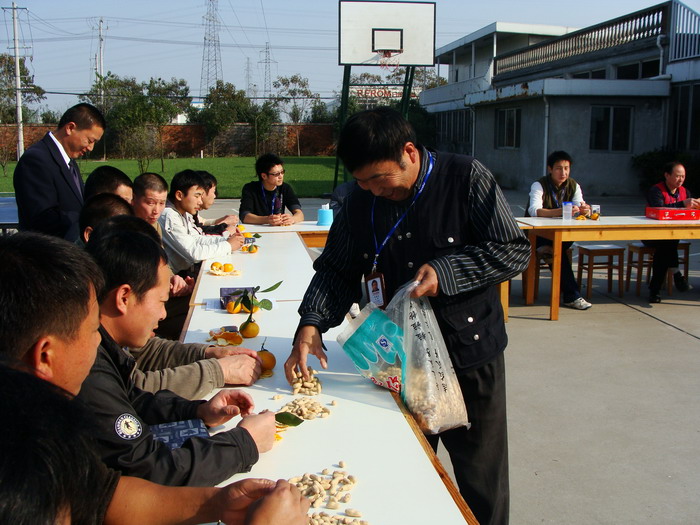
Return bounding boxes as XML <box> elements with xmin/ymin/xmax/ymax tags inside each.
<box><xmin>495</xmin><ymin>3</ymin><xmax>670</xmax><ymax>76</ymax></box>
<box><xmin>670</xmin><ymin>1</ymin><xmax>700</xmax><ymax>60</ymax></box>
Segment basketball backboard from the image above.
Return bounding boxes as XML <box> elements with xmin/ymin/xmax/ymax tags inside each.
<box><xmin>339</xmin><ymin>1</ymin><xmax>436</xmax><ymax>66</ymax></box>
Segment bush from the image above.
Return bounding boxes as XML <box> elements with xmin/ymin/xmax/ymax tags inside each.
<box><xmin>631</xmin><ymin>149</ymin><xmax>700</xmax><ymax>196</ymax></box>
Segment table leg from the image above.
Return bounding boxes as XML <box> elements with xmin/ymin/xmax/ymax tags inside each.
<box><xmin>499</xmin><ymin>281</ymin><xmax>509</xmax><ymax>322</ymax></box>
<box><xmin>524</xmin><ymin>230</ymin><xmax>537</xmax><ymax>305</ymax></box>
<box><xmin>549</xmin><ymin>231</ymin><xmax>562</xmax><ymax>320</ymax></box>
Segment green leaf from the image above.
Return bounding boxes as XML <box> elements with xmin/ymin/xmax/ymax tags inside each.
<box><xmin>241</xmin><ymin>295</ymin><xmax>252</xmax><ymax>309</ymax></box>
<box><xmin>253</xmin><ymin>233</ymin><xmax>261</xmax><ymax>238</ymax></box>
<box><xmin>258</xmin><ymin>298</ymin><xmax>273</xmax><ymax>311</ymax></box>
<box><xmin>260</xmin><ymin>280</ymin><xmax>283</xmax><ymax>293</ymax></box>
<box><xmin>275</xmin><ymin>412</ymin><xmax>304</xmax><ymax>427</ymax></box>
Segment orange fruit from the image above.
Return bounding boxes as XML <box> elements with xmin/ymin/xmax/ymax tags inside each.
<box><xmin>240</xmin><ymin>320</ymin><xmax>260</xmax><ymax>338</ymax></box>
<box><xmin>222</xmin><ymin>331</ymin><xmax>243</xmax><ymax>345</ymax></box>
<box><xmin>241</xmin><ymin>303</ymin><xmax>260</xmax><ymax>313</ymax></box>
<box><xmin>243</xmin><ymin>232</ymin><xmax>253</xmax><ymax>238</ymax></box>
<box><xmin>211</xmin><ymin>261</ymin><xmax>223</xmax><ymax>271</ymax></box>
<box><xmin>223</xmin><ymin>263</ymin><xmax>234</xmax><ymax>273</ymax></box>
<box><xmin>237</xmin><ymin>225</ymin><xmax>245</xmax><ymax>232</ymax></box>
<box><xmin>226</xmin><ymin>301</ymin><xmax>242</xmax><ymax>314</ymax></box>
<box><xmin>258</xmin><ymin>349</ymin><xmax>276</xmax><ymax>370</ymax></box>
<box><xmin>248</xmin><ymin>245</ymin><xmax>259</xmax><ymax>253</ymax></box>
<box><xmin>240</xmin><ymin>245</ymin><xmax>249</xmax><ymax>252</ymax></box>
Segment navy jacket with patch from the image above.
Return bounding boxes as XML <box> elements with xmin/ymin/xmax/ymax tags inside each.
<box><xmin>76</xmin><ymin>326</ymin><xmax>259</xmax><ymax>486</ymax></box>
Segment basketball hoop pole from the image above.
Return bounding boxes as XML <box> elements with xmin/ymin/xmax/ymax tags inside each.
<box><xmin>399</xmin><ymin>66</ymin><xmax>415</xmax><ymax>118</ymax></box>
<box><xmin>333</xmin><ymin>65</ymin><xmax>353</xmax><ymax>189</ymax></box>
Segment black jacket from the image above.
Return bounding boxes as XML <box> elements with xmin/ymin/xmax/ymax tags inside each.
<box><xmin>76</xmin><ymin>326</ymin><xmax>259</xmax><ymax>486</ymax></box>
<box><xmin>13</xmin><ymin>133</ymin><xmax>84</xmax><ymax>241</ymax></box>
<box><xmin>300</xmin><ymin>149</ymin><xmax>530</xmax><ymax>372</ymax></box>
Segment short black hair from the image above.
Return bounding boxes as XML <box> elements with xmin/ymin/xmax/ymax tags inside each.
<box><xmin>196</xmin><ymin>170</ymin><xmax>218</xmax><ymax>192</ymax></box>
<box><xmin>168</xmin><ymin>169</ymin><xmax>205</xmax><ymax>202</ymax></box>
<box><xmin>663</xmin><ymin>161</ymin><xmax>684</xmax><ymax>175</ymax></box>
<box><xmin>84</xmin><ymin>165</ymin><xmax>133</xmax><ymax>202</ymax></box>
<box><xmin>337</xmin><ymin>107</ymin><xmax>417</xmax><ymax>173</ymax></box>
<box><xmin>0</xmin><ymin>232</ymin><xmax>104</xmax><ymax>360</ymax></box>
<box><xmin>133</xmin><ymin>172</ymin><xmax>168</xmax><ymax>198</ymax></box>
<box><xmin>0</xmin><ymin>363</ymin><xmax>109</xmax><ymax>525</ymax></box>
<box><xmin>86</xmin><ymin>226</ymin><xmax>167</xmax><ymax>303</ymax></box>
<box><xmin>255</xmin><ymin>153</ymin><xmax>284</xmax><ymax>180</ymax></box>
<box><xmin>93</xmin><ymin>214</ymin><xmax>162</xmax><ymax>244</ymax></box>
<box><xmin>58</xmin><ymin>102</ymin><xmax>106</xmax><ymax>131</ymax></box>
<box><xmin>79</xmin><ymin>193</ymin><xmax>134</xmax><ymax>243</ymax></box>
<box><xmin>547</xmin><ymin>150</ymin><xmax>573</xmax><ymax>168</ymax></box>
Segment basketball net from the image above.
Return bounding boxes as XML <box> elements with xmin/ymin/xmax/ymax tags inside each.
<box><xmin>378</xmin><ymin>50</ymin><xmax>403</xmax><ymax>72</ymax></box>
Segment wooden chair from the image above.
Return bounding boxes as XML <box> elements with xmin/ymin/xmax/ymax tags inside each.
<box><xmin>576</xmin><ymin>244</ymin><xmax>625</xmax><ymax>299</ymax></box>
<box><xmin>625</xmin><ymin>241</ymin><xmax>691</xmax><ymax>296</ymax></box>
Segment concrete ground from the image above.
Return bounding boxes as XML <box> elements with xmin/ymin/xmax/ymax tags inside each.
<box><xmin>205</xmin><ymin>191</ymin><xmax>700</xmax><ymax>524</ymax></box>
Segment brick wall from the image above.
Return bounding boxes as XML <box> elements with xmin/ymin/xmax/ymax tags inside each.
<box><xmin>0</xmin><ymin>122</ymin><xmax>334</xmax><ymax>158</ymax></box>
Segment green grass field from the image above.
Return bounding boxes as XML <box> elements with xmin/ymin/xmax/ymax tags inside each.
<box><xmin>1</xmin><ymin>156</ymin><xmax>343</xmax><ymax>198</ymax></box>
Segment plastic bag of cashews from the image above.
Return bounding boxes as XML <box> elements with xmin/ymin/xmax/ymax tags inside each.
<box><xmin>385</xmin><ymin>280</ymin><xmax>470</xmax><ymax>435</ymax></box>
<box><xmin>336</xmin><ymin>302</ymin><xmax>405</xmax><ymax>394</ymax></box>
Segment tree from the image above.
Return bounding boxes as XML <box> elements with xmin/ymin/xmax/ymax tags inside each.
<box><xmin>40</xmin><ymin>109</ymin><xmax>61</xmax><ymax>124</ymax></box>
<box><xmin>82</xmin><ymin>73</ymin><xmax>191</xmax><ymax>168</ymax></box>
<box><xmin>248</xmin><ymin>101</ymin><xmax>280</xmax><ymax>157</ymax></box>
<box><xmin>142</xmin><ymin>77</ymin><xmax>191</xmax><ymax>170</ymax></box>
<box><xmin>0</xmin><ymin>54</ymin><xmax>46</xmax><ymax>124</ymax></box>
<box><xmin>191</xmin><ymin>81</ymin><xmax>252</xmax><ymax>156</ymax></box>
<box><xmin>386</xmin><ymin>66</ymin><xmax>447</xmax><ymax>91</ymax></box>
<box><xmin>272</xmin><ymin>75</ymin><xmax>318</xmax><ymax>156</ymax></box>
<box><xmin>80</xmin><ymin>72</ymin><xmax>142</xmax><ymax>121</ymax></box>
<box><xmin>306</xmin><ymin>99</ymin><xmax>334</xmax><ymax>124</ymax></box>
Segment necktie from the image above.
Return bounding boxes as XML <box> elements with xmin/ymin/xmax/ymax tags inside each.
<box><xmin>69</xmin><ymin>161</ymin><xmax>83</xmax><ymax>196</ymax></box>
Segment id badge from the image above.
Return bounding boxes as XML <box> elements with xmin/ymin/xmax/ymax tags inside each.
<box><xmin>365</xmin><ymin>272</ymin><xmax>387</xmax><ymax>309</ymax></box>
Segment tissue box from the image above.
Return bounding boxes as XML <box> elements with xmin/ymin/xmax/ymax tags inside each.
<box><xmin>645</xmin><ymin>207</ymin><xmax>700</xmax><ymax>220</ymax></box>
<box><xmin>317</xmin><ymin>208</ymin><xmax>333</xmax><ymax>226</ymax></box>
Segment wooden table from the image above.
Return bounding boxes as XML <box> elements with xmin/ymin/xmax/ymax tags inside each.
<box><xmin>517</xmin><ymin>216</ymin><xmax>700</xmax><ymax>320</ymax></box>
<box><xmin>182</xmin><ymin>232</ymin><xmax>477</xmax><ymax>524</ymax></box>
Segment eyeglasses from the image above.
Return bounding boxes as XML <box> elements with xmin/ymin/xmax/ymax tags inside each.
<box><xmin>267</xmin><ymin>170</ymin><xmax>285</xmax><ymax>177</ymax></box>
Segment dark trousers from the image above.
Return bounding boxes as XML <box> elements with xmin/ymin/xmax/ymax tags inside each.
<box><xmin>426</xmin><ymin>352</ymin><xmax>509</xmax><ymax>525</ymax></box>
<box><xmin>642</xmin><ymin>239</ymin><xmax>680</xmax><ymax>293</ymax></box>
<box><xmin>536</xmin><ymin>238</ymin><xmax>581</xmax><ymax>303</ymax></box>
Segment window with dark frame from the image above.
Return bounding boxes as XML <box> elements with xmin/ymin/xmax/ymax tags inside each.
<box><xmin>495</xmin><ymin>108</ymin><xmax>521</xmax><ymax>149</ymax></box>
<box><xmin>589</xmin><ymin>105</ymin><xmax>633</xmax><ymax>151</ymax></box>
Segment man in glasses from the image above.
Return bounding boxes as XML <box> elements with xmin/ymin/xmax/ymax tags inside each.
<box><xmin>239</xmin><ymin>153</ymin><xmax>304</xmax><ymax>226</ymax></box>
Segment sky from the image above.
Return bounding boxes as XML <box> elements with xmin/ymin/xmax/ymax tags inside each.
<box><xmin>3</xmin><ymin>0</ymin><xmax>700</xmax><ymax>113</ymax></box>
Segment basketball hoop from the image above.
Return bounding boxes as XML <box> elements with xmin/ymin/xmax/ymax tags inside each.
<box><xmin>378</xmin><ymin>49</ymin><xmax>403</xmax><ymax>72</ymax></box>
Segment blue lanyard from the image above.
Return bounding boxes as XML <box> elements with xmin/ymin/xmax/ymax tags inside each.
<box><xmin>370</xmin><ymin>152</ymin><xmax>434</xmax><ymax>272</ymax></box>
<box><xmin>261</xmin><ymin>182</ymin><xmax>282</xmax><ymax>215</ymax></box>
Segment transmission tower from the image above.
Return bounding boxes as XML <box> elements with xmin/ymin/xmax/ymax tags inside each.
<box><xmin>245</xmin><ymin>57</ymin><xmax>253</xmax><ymax>97</ymax></box>
<box><xmin>200</xmin><ymin>0</ymin><xmax>223</xmax><ymax>98</ymax></box>
<box><xmin>258</xmin><ymin>42</ymin><xmax>276</xmax><ymax>101</ymax></box>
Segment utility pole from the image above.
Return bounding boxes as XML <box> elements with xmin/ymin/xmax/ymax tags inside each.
<box><xmin>12</xmin><ymin>2</ymin><xmax>24</xmax><ymax>159</ymax></box>
<box><xmin>97</xmin><ymin>17</ymin><xmax>106</xmax><ymax>160</ymax></box>
<box><xmin>97</xmin><ymin>18</ymin><xmax>105</xmax><ymax>105</ymax></box>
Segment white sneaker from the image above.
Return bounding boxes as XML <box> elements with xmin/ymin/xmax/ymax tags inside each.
<box><xmin>563</xmin><ymin>297</ymin><xmax>592</xmax><ymax>310</ymax></box>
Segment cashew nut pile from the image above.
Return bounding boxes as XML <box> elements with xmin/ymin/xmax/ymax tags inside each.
<box><xmin>288</xmin><ymin>464</ymin><xmax>368</xmax><ymax>525</ymax></box>
<box><xmin>291</xmin><ymin>366</ymin><xmax>322</xmax><ymax>395</ymax></box>
<box><xmin>370</xmin><ymin>364</ymin><xmax>402</xmax><ymax>387</ymax></box>
<box><xmin>278</xmin><ymin>397</ymin><xmax>331</xmax><ymax>420</ymax></box>
<box><xmin>402</xmin><ymin>368</ymin><xmax>464</xmax><ymax>433</ymax></box>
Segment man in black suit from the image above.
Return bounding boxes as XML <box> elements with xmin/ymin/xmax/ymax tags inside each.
<box><xmin>13</xmin><ymin>103</ymin><xmax>105</xmax><ymax>242</ymax></box>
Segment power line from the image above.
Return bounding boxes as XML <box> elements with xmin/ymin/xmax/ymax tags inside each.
<box><xmin>19</xmin><ymin>34</ymin><xmax>336</xmax><ymax>51</ymax></box>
